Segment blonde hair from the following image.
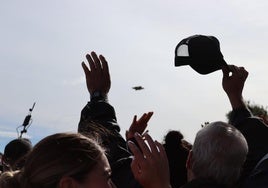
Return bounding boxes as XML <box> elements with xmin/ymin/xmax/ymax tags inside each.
<box><xmin>0</xmin><ymin>133</ymin><xmax>105</xmax><ymax>188</ymax></box>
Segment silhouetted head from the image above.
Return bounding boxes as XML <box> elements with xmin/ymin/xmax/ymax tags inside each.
<box><xmin>187</xmin><ymin>121</ymin><xmax>248</xmax><ymax>186</ymax></box>
<box><xmin>163</xmin><ymin>130</ymin><xmax>190</xmax><ymax>188</ymax></box>
<box><xmin>164</xmin><ymin>130</ymin><xmax>184</xmax><ymax>146</ymax></box>
<box><xmin>2</xmin><ymin>138</ymin><xmax>32</xmax><ymax>171</ymax></box>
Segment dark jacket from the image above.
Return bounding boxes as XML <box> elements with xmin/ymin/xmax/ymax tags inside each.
<box><xmin>229</xmin><ymin>107</ymin><xmax>268</xmax><ymax>187</ymax></box>
<box><xmin>181</xmin><ymin>178</ymin><xmax>233</xmax><ymax>188</ymax></box>
<box><xmin>78</xmin><ymin>97</ymin><xmax>142</xmax><ymax>188</ymax></box>
<box><xmin>243</xmin><ymin>154</ymin><xmax>268</xmax><ymax>188</ymax></box>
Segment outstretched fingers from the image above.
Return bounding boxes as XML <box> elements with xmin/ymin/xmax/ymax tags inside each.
<box><xmin>133</xmin><ymin>133</ymin><xmax>152</xmax><ymax>159</ymax></box>
<box><xmin>85</xmin><ymin>51</ymin><xmax>107</xmax><ymax>72</ymax></box>
<box><xmin>128</xmin><ymin>140</ymin><xmax>145</xmax><ymax>175</ymax></box>
<box><xmin>128</xmin><ymin>140</ymin><xmax>145</xmax><ymax>162</ymax></box>
<box><xmin>100</xmin><ymin>55</ymin><xmax>110</xmax><ymax>74</ymax></box>
<box><xmin>143</xmin><ymin>134</ymin><xmax>158</xmax><ymax>155</ymax></box>
<box><xmin>130</xmin><ymin>115</ymin><xmax>138</xmax><ymax>127</ymax></box>
<box><xmin>91</xmin><ymin>51</ymin><xmax>102</xmax><ymax>70</ymax></box>
<box><xmin>155</xmin><ymin>140</ymin><xmax>168</xmax><ymax>165</ymax></box>
<box><xmin>86</xmin><ymin>53</ymin><xmax>96</xmax><ymax>71</ymax></box>
<box><xmin>82</xmin><ymin>51</ymin><xmax>111</xmax><ymax>96</ymax></box>
<box><xmin>138</xmin><ymin>112</ymin><xmax>154</xmax><ymax>125</ymax></box>
<box><xmin>126</xmin><ymin>112</ymin><xmax>154</xmax><ymax>140</ymax></box>
<box><xmin>128</xmin><ymin>133</ymin><xmax>171</xmax><ymax>188</ymax></box>
<box><xmin>81</xmin><ymin>61</ymin><xmax>90</xmax><ymax>77</ymax></box>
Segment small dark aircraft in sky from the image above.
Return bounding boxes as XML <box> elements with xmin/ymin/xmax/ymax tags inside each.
<box><xmin>132</xmin><ymin>86</ymin><xmax>144</xmax><ymax>90</ymax></box>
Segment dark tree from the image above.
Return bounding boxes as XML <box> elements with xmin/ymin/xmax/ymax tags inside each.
<box><xmin>226</xmin><ymin>100</ymin><xmax>268</xmax><ymax>124</ymax></box>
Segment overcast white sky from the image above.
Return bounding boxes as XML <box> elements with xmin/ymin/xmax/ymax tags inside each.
<box><xmin>1</xmin><ymin>0</ymin><xmax>268</xmax><ymax>152</ymax></box>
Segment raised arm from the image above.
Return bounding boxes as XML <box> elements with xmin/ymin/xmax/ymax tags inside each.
<box><xmin>222</xmin><ymin>65</ymin><xmax>268</xmax><ymax>180</ymax></box>
<box><xmin>78</xmin><ymin>51</ymin><xmax>131</xmax><ymax>166</ymax></box>
<box><xmin>222</xmin><ymin>65</ymin><xmax>248</xmax><ymax>110</ymax></box>
<box><xmin>78</xmin><ymin>51</ymin><xmax>118</xmax><ymax>129</ymax></box>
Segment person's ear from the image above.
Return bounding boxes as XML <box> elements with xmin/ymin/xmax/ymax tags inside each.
<box><xmin>58</xmin><ymin>176</ymin><xmax>78</xmax><ymax>188</ymax></box>
<box><xmin>186</xmin><ymin>150</ymin><xmax>193</xmax><ymax>170</ymax></box>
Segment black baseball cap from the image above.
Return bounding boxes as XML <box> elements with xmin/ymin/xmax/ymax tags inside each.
<box><xmin>174</xmin><ymin>35</ymin><xmax>228</xmax><ymax>74</ymax></box>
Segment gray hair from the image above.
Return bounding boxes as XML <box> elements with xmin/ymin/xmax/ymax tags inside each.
<box><xmin>191</xmin><ymin>121</ymin><xmax>248</xmax><ymax>185</ymax></box>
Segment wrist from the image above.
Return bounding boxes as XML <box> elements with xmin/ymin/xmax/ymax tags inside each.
<box><xmin>227</xmin><ymin>94</ymin><xmax>246</xmax><ymax>110</ymax></box>
<box><xmin>90</xmin><ymin>91</ymin><xmax>108</xmax><ymax>101</ymax></box>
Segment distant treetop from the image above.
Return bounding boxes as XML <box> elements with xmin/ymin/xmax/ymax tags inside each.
<box><xmin>226</xmin><ymin>100</ymin><xmax>268</xmax><ymax>124</ymax></box>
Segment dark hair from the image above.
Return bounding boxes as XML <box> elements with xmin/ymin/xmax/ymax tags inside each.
<box><xmin>163</xmin><ymin>130</ymin><xmax>191</xmax><ymax>188</ymax></box>
<box><xmin>164</xmin><ymin>130</ymin><xmax>184</xmax><ymax>146</ymax></box>
<box><xmin>3</xmin><ymin>138</ymin><xmax>32</xmax><ymax>171</ymax></box>
<box><xmin>0</xmin><ymin>152</ymin><xmax>3</xmax><ymax>172</ymax></box>
<box><xmin>78</xmin><ymin>120</ymin><xmax>131</xmax><ymax>164</ymax></box>
<box><xmin>78</xmin><ymin>120</ymin><xmax>116</xmax><ymax>144</ymax></box>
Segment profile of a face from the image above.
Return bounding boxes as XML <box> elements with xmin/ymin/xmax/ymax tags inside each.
<box><xmin>72</xmin><ymin>154</ymin><xmax>116</xmax><ymax>188</ymax></box>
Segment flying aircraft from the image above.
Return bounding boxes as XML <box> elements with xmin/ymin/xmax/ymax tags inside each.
<box><xmin>132</xmin><ymin>86</ymin><xmax>144</xmax><ymax>90</ymax></box>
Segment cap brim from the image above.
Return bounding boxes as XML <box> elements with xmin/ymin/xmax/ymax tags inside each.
<box><xmin>175</xmin><ymin>56</ymin><xmax>192</xmax><ymax>67</ymax></box>
<box><xmin>190</xmin><ymin>58</ymin><xmax>227</xmax><ymax>75</ymax></box>
<box><xmin>175</xmin><ymin>56</ymin><xmax>227</xmax><ymax>74</ymax></box>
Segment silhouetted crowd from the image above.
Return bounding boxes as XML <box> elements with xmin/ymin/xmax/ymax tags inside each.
<box><xmin>1</xmin><ymin>35</ymin><xmax>268</xmax><ymax>188</ymax></box>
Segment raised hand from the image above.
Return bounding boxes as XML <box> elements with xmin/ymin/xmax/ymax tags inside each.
<box><xmin>222</xmin><ymin>65</ymin><xmax>248</xmax><ymax>109</ymax></box>
<box><xmin>82</xmin><ymin>51</ymin><xmax>111</xmax><ymax>96</ymax></box>
<box><xmin>128</xmin><ymin>133</ymin><xmax>171</xmax><ymax>188</ymax></box>
<box><xmin>126</xmin><ymin>112</ymin><xmax>154</xmax><ymax>140</ymax></box>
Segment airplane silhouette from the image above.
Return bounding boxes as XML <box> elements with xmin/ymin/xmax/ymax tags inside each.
<box><xmin>132</xmin><ymin>86</ymin><xmax>144</xmax><ymax>90</ymax></box>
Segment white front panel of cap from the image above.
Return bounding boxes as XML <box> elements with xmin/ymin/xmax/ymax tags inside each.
<box><xmin>176</xmin><ymin>44</ymin><xmax>189</xmax><ymax>57</ymax></box>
